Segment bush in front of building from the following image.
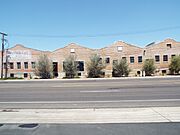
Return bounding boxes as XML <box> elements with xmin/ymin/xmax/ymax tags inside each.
<box><xmin>63</xmin><ymin>55</ymin><xmax>78</xmax><ymax>78</ymax></box>
<box><xmin>35</xmin><ymin>54</ymin><xmax>53</xmax><ymax>79</ymax></box>
<box><xmin>112</xmin><ymin>59</ymin><xmax>130</xmax><ymax>77</ymax></box>
<box><xmin>142</xmin><ymin>59</ymin><xmax>156</xmax><ymax>76</ymax></box>
<box><xmin>169</xmin><ymin>56</ymin><xmax>180</xmax><ymax>75</ymax></box>
<box><xmin>87</xmin><ymin>54</ymin><xmax>105</xmax><ymax>78</ymax></box>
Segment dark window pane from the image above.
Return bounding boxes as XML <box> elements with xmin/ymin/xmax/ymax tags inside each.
<box><xmin>31</xmin><ymin>62</ymin><xmax>35</xmax><ymax>69</ymax></box>
<box><xmin>105</xmin><ymin>57</ymin><xmax>110</xmax><ymax>64</ymax></box>
<box><xmin>130</xmin><ymin>57</ymin><xmax>134</xmax><ymax>63</ymax></box>
<box><xmin>138</xmin><ymin>56</ymin><xmax>142</xmax><ymax>63</ymax></box>
<box><xmin>24</xmin><ymin>73</ymin><xmax>28</xmax><ymax>78</ymax></box>
<box><xmin>17</xmin><ymin>62</ymin><xmax>21</xmax><ymax>69</ymax></box>
<box><xmin>163</xmin><ymin>55</ymin><xmax>168</xmax><ymax>61</ymax></box>
<box><xmin>76</xmin><ymin>61</ymin><xmax>84</xmax><ymax>71</ymax></box>
<box><xmin>24</xmin><ymin>62</ymin><xmax>28</xmax><ymax>69</ymax></box>
<box><xmin>155</xmin><ymin>55</ymin><xmax>160</xmax><ymax>62</ymax></box>
<box><xmin>10</xmin><ymin>62</ymin><xmax>14</xmax><ymax>69</ymax></box>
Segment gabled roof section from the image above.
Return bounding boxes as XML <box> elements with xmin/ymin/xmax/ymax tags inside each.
<box><xmin>8</xmin><ymin>44</ymin><xmax>50</xmax><ymax>53</ymax></box>
<box><xmin>99</xmin><ymin>40</ymin><xmax>142</xmax><ymax>50</ymax></box>
<box><xmin>145</xmin><ymin>38</ymin><xmax>177</xmax><ymax>48</ymax></box>
<box><xmin>53</xmin><ymin>43</ymin><xmax>95</xmax><ymax>53</ymax></box>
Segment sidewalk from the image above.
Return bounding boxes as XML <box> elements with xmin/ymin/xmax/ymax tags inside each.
<box><xmin>0</xmin><ymin>107</ymin><xmax>180</xmax><ymax>123</ymax></box>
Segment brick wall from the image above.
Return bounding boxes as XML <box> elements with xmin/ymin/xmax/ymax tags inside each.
<box><xmin>0</xmin><ymin>39</ymin><xmax>180</xmax><ymax>78</ymax></box>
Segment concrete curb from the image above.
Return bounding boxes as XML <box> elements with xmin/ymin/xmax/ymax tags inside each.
<box><xmin>0</xmin><ymin>107</ymin><xmax>180</xmax><ymax>123</ymax></box>
<box><xmin>0</xmin><ymin>75</ymin><xmax>180</xmax><ymax>83</ymax></box>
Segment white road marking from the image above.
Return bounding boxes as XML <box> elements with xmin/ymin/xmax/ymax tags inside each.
<box><xmin>0</xmin><ymin>99</ymin><xmax>180</xmax><ymax>104</ymax></box>
<box><xmin>80</xmin><ymin>90</ymin><xmax>122</xmax><ymax>93</ymax></box>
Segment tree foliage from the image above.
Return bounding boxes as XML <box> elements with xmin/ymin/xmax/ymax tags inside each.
<box><xmin>142</xmin><ymin>59</ymin><xmax>156</xmax><ymax>76</ymax></box>
<box><xmin>169</xmin><ymin>56</ymin><xmax>180</xmax><ymax>74</ymax></box>
<box><xmin>112</xmin><ymin>59</ymin><xmax>130</xmax><ymax>77</ymax></box>
<box><xmin>87</xmin><ymin>54</ymin><xmax>105</xmax><ymax>78</ymax></box>
<box><xmin>35</xmin><ymin>54</ymin><xmax>53</xmax><ymax>79</ymax></box>
<box><xmin>63</xmin><ymin>55</ymin><xmax>78</xmax><ymax>78</ymax></box>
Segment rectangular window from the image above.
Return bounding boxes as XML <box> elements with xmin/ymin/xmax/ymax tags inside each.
<box><xmin>10</xmin><ymin>62</ymin><xmax>14</xmax><ymax>69</ymax></box>
<box><xmin>24</xmin><ymin>73</ymin><xmax>28</xmax><ymax>78</ymax></box>
<box><xmin>99</xmin><ymin>58</ymin><xmax>102</xmax><ymax>64</ymax></box>
<box><xmin>138</xmin><ymin>56</ymin><xmax>142</xmax><ymax>63</ymax></box>
<box><xmin>171</xmin><ymin>54</ymin><xmax>176</xmax><ymax>59</ymax></box>
<box><xmin>155</xmin><ymin>55</ymin><xmax>160</xmax><ymax>62</ymax></box>
<box><xmin>167</xmin><ymin>44</ymin><xmax>172</xmax><ymax>48</ymax></box>
<box><xmin>113</xmin><ymin>60</ymin><xmax>118</xmax><ymax>65</ymax></box>
<box><xmin>24</xmin><ymin>62</ymin><xmax>28</xmax><ymax>69</ymax></box>
<box><xmin>105</xmin><ymin>57</ymin><xmax>110</xmax><ymax>64</ymax></box>
<box><xmin>163</xmin><ymin>55</ymin><xmax>168</xmax><ymax>62</ymax></box>
<box><xmin>122</xmin><ymin>57</ymin><xmax>126</xmax><ymax>60</ymax></box>
<box><xmin>70</xmin><ymin>48</ymin><xmax>75</xmax><ymax>53</ymax></box>
<box><xmin>130</xmin><ymin>56</ymin><xmax>134</xmax><ymax>63</ymax></box>
<box><xmin>31</xmin><ymin>62</ymin><xmax>36</xmax><ymax>69</ymax></box>
<box><xmin>17</xmin><ymin>62</ymin><xmax>21</xmax><ymax>69</ymax></box>
<box><xmin>117</xmin><ymin>46</ymin><xmax>123</xmax><ymax>51</ymax></box>
<box><xmin>76</xmin><ymin>61</ymin><xmax>84</xmax><ymax>71</ymax></box>
<box><xmin>10</xmin><ymin>73</ymin><xmax>14</xmax><ymax>78</ymax></box>
<box><xmin>3</xmin><ymin>63</ymin><xmax>6</xmax><ymax>69</ymax></box>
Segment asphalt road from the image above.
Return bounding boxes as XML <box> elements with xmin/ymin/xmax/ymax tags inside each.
<box><xmin>0</xmin><ymin>123</ymin><xmax>180</xmax><ymax>135</ymax></box>
<box><xmin>0</xmin><ymin>77</ymin><xmax>180</xmax><ymax>109</ymax></box>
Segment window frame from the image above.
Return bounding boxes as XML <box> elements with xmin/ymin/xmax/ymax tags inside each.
<box><xmin>163</xmin><ymin>55</ymin><xmax>168</xmax><ymax>62</ymax></box>
<box><xmin>130</xmin><ymin>56</ymin><xmax>135</xmax><ymax>64</ymax></box>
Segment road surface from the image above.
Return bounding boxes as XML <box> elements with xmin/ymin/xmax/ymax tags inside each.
<box><xmin>0</xmin><ymin>123</ymin><xmax>180</xmax><ymax>135</ymax></box>
<box><xmin>0</xmin><ymin>77</ymin><xmax>179</xmax><ymax>109</ymax></box>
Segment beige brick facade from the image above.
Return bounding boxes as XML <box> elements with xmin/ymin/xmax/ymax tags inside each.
<box><xmin>0</xmin><ymin>39</ymin><xmax>180</xmax><ymax>78</ymax></box>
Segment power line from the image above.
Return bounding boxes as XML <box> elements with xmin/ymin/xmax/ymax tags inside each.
<box><xmin>9</xmin><ymin>26</ymin><xmax>180</xmax><ymax>39</ymax></box>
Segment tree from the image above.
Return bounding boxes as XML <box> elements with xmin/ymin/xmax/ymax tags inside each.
<box><xmin>169</xmin><ymin>56</ymin><xmax>180</xmax><ymax>74</ymax></box>
<box><xmin>112</xmin><ymin>59</ymin><xmax>130</xmax><ymax>77</ymax></box>
<box><xmin>142</xmin><ymin>59</ymin><xmax>156</xmax><ymax>76</ymax></box>
<box><xmin>35</xmin><ymin>54</ymin><xmax>53</xmax><ymax>79</ymax></box>
<box><xmin>63</xmin><ymin>55</ymin><xmax>78</xmax><ymax>78</ymax></box>
<box><xmin>87</xmin><ymin>54</ymin><xmax>105</xmax><ymax>78</ymax></box>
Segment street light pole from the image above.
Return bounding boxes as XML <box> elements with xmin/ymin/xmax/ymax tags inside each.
<box><xmin>0</xmin><ymin>32</ymin><xmax>8</xmax><ymax>79</ymax></box>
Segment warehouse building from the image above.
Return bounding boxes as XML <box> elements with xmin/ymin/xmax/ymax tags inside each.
<box><xmin>0</xmin><ymin>38</ymin><xmax>179</xmax><ymax>78</ymax></box>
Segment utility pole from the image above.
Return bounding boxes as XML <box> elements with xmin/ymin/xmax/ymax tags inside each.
<box><xmin>5</xmin><ymin>49</ymin><xmax>9</xmax><ymax>79</ymax></box>
<box><xmin>0</xmin><ymin>32</ymin><xmax>8</xmax><ymax>79</ymax></box>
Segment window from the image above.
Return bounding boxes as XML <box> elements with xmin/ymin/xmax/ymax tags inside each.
<box><xmin>10</xmin><ymin>73</ymin><xmax>14</xmax><ymax>78</ymax></box>
<box><xmin>99</xmin><ymin>58</ymin><xmax>102</xmax><ymax>64</ymax></box>
<box><xmin>143</xmin><ymin>50</ymin><xmax>146</xmax><ymax>56</ymax></box>
<box><xmin>117</xmin><ymin>46</ymin><xmax>123</xmax><ymax>51</ymax></box>
<box><xmin>122</xmin><ymin>57</ymin><xmax>126</xmax><ymax>60</ymax></box>
<box><xmin>138</xmin><ymin>56</ymin><xmax>142</xmax><ymax>63</ymax></box>
<box><xmin>113</xmin><ymin>60</ymin><xmax>118</xmax><ymax>65</ymax></box>
<box><xmin>31</xmin><ymin>62</ymin><xmax>35</xmax><ymax>69</ymax></box>
<box><xmin>105</xmin><ymin>57</ymin><xmax>110</xmax><ymax>64</ymax></box>
<box><xmin>167</xmin><ymin>44</ymin><xmax>172</xmax><ymax>48</ymax></box>
<box><xmin>155</xmin><ymin>55</ymin><xmax>160</xmax><ymax>62</ymax></box>
<box><xmin>171</xmin><ymin>54</ymin><xmax>176</xmax><ymax>59</ymax></box>
<box><xmin>78</xmin><ymin>73</ymin><xmax>81</xmax><ymax>76</ymax></box>
<box><xmin>70</xmin><ymin>48</ymin><xmax>75</xmax><ymax>53</ymax></box>
<box><xmin>10</xmin><ymin>62</ymin><xmax>14</xmax><ymax>69</ymax></box>
<box><xmin>163</xmin><ymin>55</ymin><xmax>168</xmax><ymax>62</ymax></box>
<box><xmin>3</xmin><ymin>63</ymin><xmax>6</xmax><ymax>69</ymax></box>
<box><xmin>76</xmin><ymin>61</ymin><xmax>84</xmax><ymax>71</ymax></box>
<box><xmin>24</xmin><ymin>62</ymin><xmax>28</xmax><ymax>69</ymax></box>
<box><xmin>17</xmin><ymin>62</ymin><xmax>21</xmax><ymax>69</ymax></box>
<box><xmin>130</xmin><ymin>56</ymin><xmax>134</xmax><ymax>63</ymax></box>
<box><xmin>24</xmin><ymin>73</ymin><xmax>28</xmax><ymax>78</ymax></box>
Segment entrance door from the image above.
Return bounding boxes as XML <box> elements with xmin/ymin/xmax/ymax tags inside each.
<box><xmin>53</xmin><ymin>62</ymin><xmax>58</xmax><ymax>77</ymax></box>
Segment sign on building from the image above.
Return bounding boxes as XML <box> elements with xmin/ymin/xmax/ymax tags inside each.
<box><xmin>8</xmin><ymin>50</ymin><xmax>32</xmax><ymax>60</ymax></box>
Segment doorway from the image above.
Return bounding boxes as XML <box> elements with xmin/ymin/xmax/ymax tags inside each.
<box><xmin>53</xmin><ymin>62</ymin><xmax>58</xmax><ymax>77</ymax></box>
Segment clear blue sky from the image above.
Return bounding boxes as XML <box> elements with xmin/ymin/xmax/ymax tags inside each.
<box><xmin>1</xmin><ymin>0</ymin><xmax>180</xmax><ymax>51</ymax></box>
